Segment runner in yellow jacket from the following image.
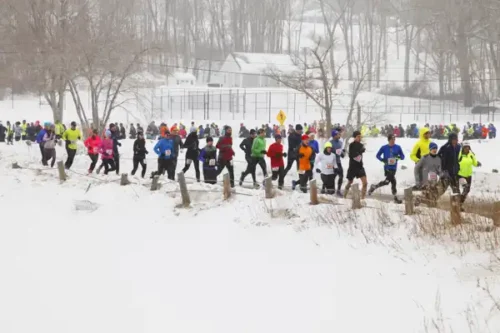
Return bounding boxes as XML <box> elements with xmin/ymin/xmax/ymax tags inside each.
<box><xmin>410</xmin><ymin>127</ymin><xmax>431</xmax><ymax>163</ymax></box>
<box><xmin>411</xmin><ymin>127</ymin><xmax>431</xmax><ymax>190</ymax></box>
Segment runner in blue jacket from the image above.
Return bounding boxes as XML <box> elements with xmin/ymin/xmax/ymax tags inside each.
<box><xmin>36</xmin><ymin>123</ymin><xmax>48</xmax><ymax>163</ymax></box>
<box><xmin>368</xmin><ymin>134</ymin><xmax>405</xmax><ymax>203</ymax></box>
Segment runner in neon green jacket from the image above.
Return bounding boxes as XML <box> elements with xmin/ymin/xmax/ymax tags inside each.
<box><xmin>457</xmin><ymin>141</ymin><xmax>482</xmax><ymax>205</ymax></box>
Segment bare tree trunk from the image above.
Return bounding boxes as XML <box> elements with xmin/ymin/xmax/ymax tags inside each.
<box><xmin>456</xmin><ymin>19</ymin><xmax>473</xmax><ymax>107</ymax></box>
<box><xmin>341</xmin><ymin>13</ymin><xmax>353</xmax><ymax>80</ymax></box>
<box><xmin>376</xmin><ymin>14</ymin><xmax>384</xmax><ymax>88</ymax></box>
<box><xmin>414</xmin><ymin>30</ymin><xmax>420</xmax><ymax>75</ymax></box>
<box><xmin>404</xmin><ymin>25</ymin><xmax>414</xmax><ymax>90</ymax></box>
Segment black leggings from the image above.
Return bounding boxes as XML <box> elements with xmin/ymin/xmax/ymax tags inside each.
<box><xmin>103</xmin><ymin>159</ymin><xmax>116</xmax><ymax>175</ymax></box>
<box><xmin>283</xmin><ymin>156</ymin><xmax>299</xmax><ymax>176</ymax></box>
<box><xmin>131</xmin><ymin>156</ymin><xmax>147</xmax><ymax>178</ymax></box>
<box><xmin>241</xmin><ymin>157</ymin><xmax>267</xmax><ymax>182</ymax></box>
<box><xmin>216</xmin><ymin>160</ymin><xmax>235</xmax><ymax>187</ymax></box>
<box><xmin>43</xmin><ymin>148</ymin><xmax>56</xmax><ymax>167</ymax></box>
<box><xmin>332</xmin><ymin>165</ymin><xmax>344</xmax><ymax>191</ymax></box>
<box><xmin>88</xmin><ymin>154</ymin><xmax>99</xmax><ymax>172</ymax></box>
<box><xmin>182</xmin><ymin>157</ymin><xmax>200</xmax><ymax>181</ymax></box>
<box><xmin>321</xmin><ymin>174</ymin><xmax>336</xmax><ymax>194</ymax></box>
<box><xmin>372</xmin><ymin>169</ymin><xmax>397</xmax><ymax>195</ymax></box>
<box><xmin>298</xmin><ymin>170</ymin><xmax>313</xmax><ymax>193</ymax></box>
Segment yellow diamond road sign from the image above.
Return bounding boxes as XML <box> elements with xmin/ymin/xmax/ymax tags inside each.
<box><xmin>276</xmin><ymin>110</ymin><xmax>286</xmax><ymax>125</ymax></box>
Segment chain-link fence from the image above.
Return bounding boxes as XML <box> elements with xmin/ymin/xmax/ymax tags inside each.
<box><xmin>1</xmin><ymin>87</ymin><xmax>498</xmax><ymax>126</ymax></box>
<box><xmin>147</xmin><ymin>87</ymin><xmax>497</xmax><ymax>125</ymax></box>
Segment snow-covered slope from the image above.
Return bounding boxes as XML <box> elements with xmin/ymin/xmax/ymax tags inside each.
<box><xmin>1</xmin><ymin>136</ymin><xmax>500</xmax><ymax>332</ymax></box>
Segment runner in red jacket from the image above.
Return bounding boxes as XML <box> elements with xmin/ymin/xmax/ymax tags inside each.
<box><xmin>84</xmin><ymin>129</ymin><xmax>101</xmax><ymax>173</ymax></box>
<box><xmin>216</xmin><ymin>126</ymin><xmax>235</xmax><ymax>187</ymax></box>
<box><xmin>266</xmin><ymin>134</ymin><xmax>286</xmax><ymax>189</ymax></box>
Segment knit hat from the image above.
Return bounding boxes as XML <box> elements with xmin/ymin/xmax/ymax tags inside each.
<box><xmin>296</xmin><ymin>124</ymin><xmax>303</xmax><ymax>131</ymax></box>
<box><xmin>462</xmin><ymin>141</ymin><xmax>471</xmax><ymax>147</ymax></box>
<box><xmin>331</xmin><ymin>130</ymin><xmax>339</xmax><ymax>137</ymax></box>
<box><xmin>249</xmin><ymin>129</ymin><xmax>257</xmax><ymax>135</ymax></box>
<box><xmin>274</xmin><ymin>134</ymin><xmax>282</xmax><ymax>140</ymax></box>
<box><xmin>324</xmin><ymin>141</ymin><xmax>332</xmax><ymax>149</ymax></box>
<box><xmin>301</xmin><ymin>134</ymin><xmax>309</xmax><ymax>140</ymax></box>
<box><xmin>448</xmin><ymin>133</ymin><xmax>458</xmax><ymax>141</ymax></box>
<box><xmin>429</xmin><ymin>142</ymin><xmax>438</xmax><ymax>150</ymax></box>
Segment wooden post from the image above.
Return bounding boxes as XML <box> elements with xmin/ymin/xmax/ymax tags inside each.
<box><xmin>264</xmin><ymin>177</ymin><xmax>273</xmax><ymax>199</ymax></box>
<box><xmin>177</xmin><ymin>172</ymin><xmax>191</xmax><ymax>207</ymax></box>
<box><xmin>404</xmin><ymin>187</ymin><xmax>414</xmax><ymax>215</ymax></box>
<box><xmin>223</xmin><ymin>173</ymin><xmax>231</xmax><ymax>200</ymax></box>
<box><xmin>150</xmin><ymin>175</ymin><xmax>160</xmax><ymax>191</ymax></box>
<box><xmin>450</xmin><ymin>194</ymin><xmax>462</xmax><ymax>225</ymax></box>
<box><xmin>310</xmin><ymin>179</ymin><xmax>319</xmax><ymax>205</ymax></box>
<box><xmin>120</xmin><ymin>173</ymin><xmax>130</xmax><ymax>186</ymax></box>
<box><xmin>351</xmin><ymin>183</ymin><xmax>362</xmax><ymax>209</ymax></box>
<box><xmin>492</xmin><ymin>202</ymin><xmax>500</xmax><ymax>227</ymax></box>
<box><xmin>57</xmin><ymin>160</ymin><xmax>66</xmax><ymax>181</ymax></box>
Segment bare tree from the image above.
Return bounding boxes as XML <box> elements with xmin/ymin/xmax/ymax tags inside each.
<box><xmin>267</xmin><ymin>38</ymin><xmax>343</xmax><ymax>136</ymax></box>
<box><xmin>0</xmin><ymin>0</ymin><xmax>86</xmax><ymax>121</ymax></box>
<box><xmin>66</xmin><ymin>0</ymin><xmax>152</xmax><ymax>133</ymax></box>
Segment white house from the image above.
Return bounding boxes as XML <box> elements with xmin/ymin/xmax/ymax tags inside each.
<box><xmin>167</xmin><ymin>72</ymin><xmax>197</xmax><ymax>86</ymax></box>
<box><xmin>215</xmin><ymin>52</ymin><xmax>300</xmax><ymax>88</ymax></box>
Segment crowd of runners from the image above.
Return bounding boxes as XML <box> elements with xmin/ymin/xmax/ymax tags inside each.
<box><xmin>0</xmin><ymin>118</ymin><xmax>487</xmax><ymax>209</ymax></box>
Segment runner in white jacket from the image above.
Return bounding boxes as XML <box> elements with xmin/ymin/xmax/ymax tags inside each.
<box><xmin>315</xmin><ymin>141</ymin><xmax>338</xmax><ymax>194</ymax></box>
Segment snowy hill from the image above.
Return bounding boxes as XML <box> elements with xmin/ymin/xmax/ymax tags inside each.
<box><xmin>1</xmin><ymin>136</ymin><xmax>500</xmax><ymax>333</ymax></box>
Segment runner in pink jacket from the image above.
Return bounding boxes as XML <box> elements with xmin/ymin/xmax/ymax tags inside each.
<box><xmin>98</xmin><ymin>130</ymin><xmax>116</xmax><ymax>174</ymax></box>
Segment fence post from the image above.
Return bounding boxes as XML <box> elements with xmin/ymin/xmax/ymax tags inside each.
<box><xmin>120</xmin><ymin>173</ymin><xmax>130</xmax><ymax>186</ymax></box>
<box><xmin>351</xmin><ymin>184</ymin><xmax>362</xmax><ymax>209</ymax></box>
<box><xmin>493</xmin><ymin>202</ymin><xmax>500</xmax><ymax>227</ymax></box>
<box><xmin>57</xmin><ymin>161</ymin><xmax>66</xmax><ymax>182</ymax></box>
<box><xmin>177</xmin><ymin>172</ymin><xmax>191</xmax><ymax>207</ymax></box>
<box><xmin>150</xmin><ymin>175</ymin><xmax>160</xmax><ymax>191</ymax></box>
<box><xmin>450</xmin><ymin>194</ymin><xmax>462</xmax><ymax>225</ymax></box>
<box><xmin>310</xmin><ymin>179</ymin><xmax>319</xmax><ymax>205</ymax></box>
<box><xmin>223</xmin><ymin>173</ymin><xmax>231</xmax><ymax>200</ymax></box>
<box><xmin>404</xmin><ymin>187</ymin><xmax>414</xmax><ymax>215</ymax></box>
<box><xmin>264</xmin><ymin>177</ymin><xmax>273</xmax><ymax>199</ymax></box>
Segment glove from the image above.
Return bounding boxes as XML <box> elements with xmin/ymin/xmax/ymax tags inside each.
<box><xmin>283</xmin><ymin>152</ymin><xmax>287</xmax><ymax>158</ymax></box>
<box><xmin>316</xmin><ymin>168</ymin><xmax>321</xmax><ymax>173</ymax></box>
<box><xmin>261</xmin><ymin>150</ymin><xmax>267</xmax><ymax>154</ymax></box>
<box><xmin>334</xmin><ymin>168</ymin><xmax>340</xmax><ymax>175</ymax></box>
<box><xmin>361</xmin><ymin>148</ymin><xmax>366</xmax><ymax>153</ymax></box>
<box><xmin>65</xmin><ymin>140</ymin><xmax>71</xmax><ymax>145</ymax></box>
<box><xmin>275</xmin><ymin>153</ymin><xmax>281</xmax><ymax>158</ymax></box>
<box><xmin>477</xmin><ymin>161</ymin><xmax>482</xmax><ymax>167</ymax></box>
<box><xmin>160</xmin><ymin>153</ymin><xmax>166</xmax><ymax>158</ymax></box>
<box><xmin>298</xmin><ymin>153</ymin><xmax>304</xmax><ymax>158</ymax></box>
<box><xmin>118</xmin><ymin>142</ymin><xmax>122</xmax><ymax>147</ymax></box>
<box><xmin>145</xmin><ymin>151</ymin><xmax>149</xmax><ymax>154</ymax></box>
<box><xmin>78</xmin><ymin>137</ymin><xmax>81</xmax><ymax>140</ymax></box>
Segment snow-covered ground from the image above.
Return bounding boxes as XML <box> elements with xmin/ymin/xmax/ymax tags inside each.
<box><xmin>1</xmin><ymin>135</ymin><xmax>500</xmax><ymax>333</ymax></box>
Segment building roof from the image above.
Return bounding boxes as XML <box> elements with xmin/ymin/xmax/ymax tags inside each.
<box><xmin>170</xmin><ymin>72</ymin><xmax>196</xmax><ymax>80</ymax></box>
<box><xmin>229</xmin><ymin>52</ymin><xmax>299</xmax><ymax>75</ymax></box>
